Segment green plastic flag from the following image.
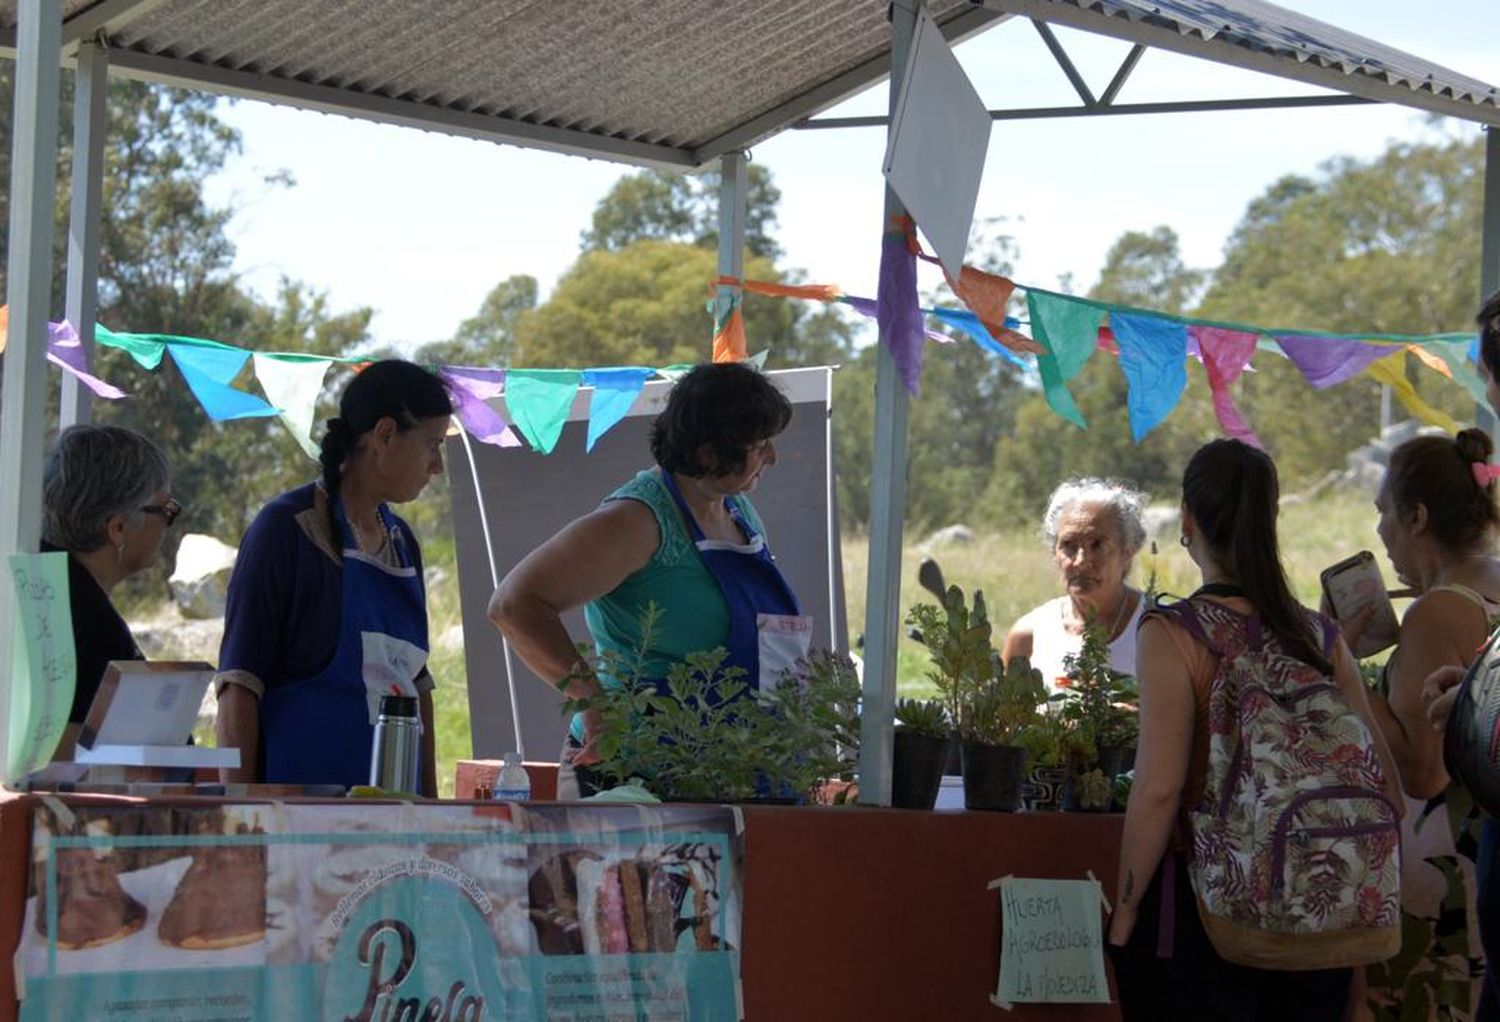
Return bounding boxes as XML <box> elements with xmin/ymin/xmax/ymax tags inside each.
<box><xmin>253</xmin><ymin>353</ymin><xmax>332</xmax><ymax>459</ymax></box>
<box><xmin>505</xmin><ymin>369</ymin><xmax>582</xmax><ymax>454</ymax></box>
<box><xmin>94</xmin><ymin>324</ymin><xmax>167</xmax><ymax>370</ymax></box>
<box><xmin>6</xmin><ymin>552</ymin><xmax>75</xmax><ymax>781</ymax></box>
<box><xmin>1027</xmin><ymin>291</ymin><xmax>1104</xmax><ymax>429</ymax></box>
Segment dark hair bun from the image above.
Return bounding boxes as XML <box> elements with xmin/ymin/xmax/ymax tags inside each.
<box><xmin>1456</xmin><ymin>427</ymin><xmax>1494</xmax><ymax>468</ymax></box>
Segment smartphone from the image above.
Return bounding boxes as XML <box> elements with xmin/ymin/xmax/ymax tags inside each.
<box><xmin>1320</xmin><ymin>551</ymin><xmax>1400</xmax><ymax>659</ymax></box>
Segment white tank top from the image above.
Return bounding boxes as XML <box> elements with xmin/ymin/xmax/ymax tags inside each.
<box><xmin>1022</xmin><ymin>594</ymin><xmax>1144</xmax><ymax>695</ymax></box>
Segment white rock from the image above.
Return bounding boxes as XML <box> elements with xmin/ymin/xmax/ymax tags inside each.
<box><xmin>168</xmin><ymin>533</ymin><xmax>239</xmax><ymax>620</ymax></box>
<box><xmin>923</xmin><ymin>524</ymin><xmax>974</xmax><ymax>548</ymax></box>
<box><xmin>1140</xmin><ymin>505</ymin><xmax>1180</xmax><ymax>541</ymax></box>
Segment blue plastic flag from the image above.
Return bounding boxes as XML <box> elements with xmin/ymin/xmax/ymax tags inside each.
<box><xmin>1112</xmin><ymin>312</ymin><xmax>1188</xmax><ymax>441</ymax></box>
<box><xmin>927</xmin><ymin>308</ymin><xmax>1029</xmax><ymax>369</ymax></box>
<box><xmin>167</xmin><ymin>344</ymin><xmax>280</xmax><ymax>421</ymax></box>
<box><xmin>583</xmin><ymin>368</ymin><xmax>653</xmax><ymax>452</ymax></box>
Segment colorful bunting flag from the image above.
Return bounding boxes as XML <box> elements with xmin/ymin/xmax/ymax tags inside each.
<box><xmin>1274</xmin><ymin>334</ymin><xmax>1390</xmax><ymax>389</ymax></box>
<box><xmin>712</xmin><ymin>301</ymin><xmax>747</xmax><ymax>363</ymax></box>
<box><xmin>505</xmin><ymin>369</ymin><xmax>582</xmax><ymax>454</ymax></box>
<box><xmin>877</xmin><ymin>232</ymin><xmax>925</xmax><ymax>395</ymax></box>
<box><xmin>95</xmin><ymin>325</ymin><xmax>168</xmax><ymax>370</ymax></box>
<box><xmin>1191</xmin><ymin>326</ymin><xmax>1263</xmax><ymax>448</ymax></box>
<box><xmin>166</xmin><ymin>344</ymin><xmax>280</xmax><ymax>421</ymax></box>
<box><xmin>1365</xmin><ymin>350</ymin><xmax>1460</xmax><ymax>433</ymax></box>
<box><xmin>444</xmin><ymin>370</ymin><xmax>522</xmax><ymax>449</ymax></box>
<box><xmin>47</xmin><ymin>322</ymin><xmax>126</xmax><ymax>400</ymax></box>
<box><xmin>583</xmin><ymin>367</ymin><xmax>653</xmax><ymax>451</ymax></box>
<box><xmin>1112</xmin><ymin>312</ymin><xmax>1188</xmax><ymax>441</ymax></box>
<box><xmin>252</xmin><ymin>353</ymin><xmax>331</xmax><ymax>458</ymax></box>
<box><xmin>1027</xmin><ymin>291</ymin><xmax>1104</xmax><ymax>429</ymax></box>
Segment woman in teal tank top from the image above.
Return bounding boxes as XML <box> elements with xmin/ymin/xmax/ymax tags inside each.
<box><xmin>490</xmin><ymin>363</ymin><xmax>807</xmax><ymax>796</ymax></box>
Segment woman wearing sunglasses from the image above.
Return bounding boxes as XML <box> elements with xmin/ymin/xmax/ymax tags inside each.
<box><xmin>41</xmin><ymin>424</ymin><xmax>179</xmax><ymax>761</ymax></box>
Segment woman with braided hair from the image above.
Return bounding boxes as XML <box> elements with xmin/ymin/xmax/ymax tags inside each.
<box><xmin>215</xmin><ymin>360</ymin><xmax>452</xmax><ymax>792</ymax></box>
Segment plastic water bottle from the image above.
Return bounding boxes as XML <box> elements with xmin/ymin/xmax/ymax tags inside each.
<box><xmin>493</xmin><ymin>752</ymin><xmax>532</xmax><ymax>801</ymax></box>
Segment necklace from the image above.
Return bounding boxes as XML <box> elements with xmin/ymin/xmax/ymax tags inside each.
<box><xmin>1068</xmin><ymin>590</ymin><xmax>1134</xmax><ymax>640</ymax></box>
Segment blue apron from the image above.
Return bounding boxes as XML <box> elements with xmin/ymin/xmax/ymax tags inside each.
<box><xmin>660</xmin><ymin>472</ymin><xmax>809</xmax><ymax>690</ymax></box>
<box><xmin>260</xmin><ymin>499</ymin><xmax>429</xmax><ymax>787</ymax></box>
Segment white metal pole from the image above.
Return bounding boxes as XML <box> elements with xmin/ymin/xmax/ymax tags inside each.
<box><xmin>1479</xmin><ymin>128</ymin><xmax>1500</xmax><ymax>439</ymax></box>
<box><xmin>61</xmin><ymin>40</ymin><xmax>109</xmax><ymax>429</ymax></box>
<box><xmin>715</xmin><ymin>151</ymin><xmax>747</xmax><ymax>352</ymax></box>
<box><xmin>857</xmin><ymin>0</ymin><xmax>918</xmax><ymax>807</ymax></box>
<box><xmin>0</xmin><ymin>0</ymin><xmax>64</xmax><ymax>778</ymax></box>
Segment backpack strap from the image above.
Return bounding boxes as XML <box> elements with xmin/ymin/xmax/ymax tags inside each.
<box><xmin>1143</xmin><ymin>595</ymin><xmax>1250</xmax><ymax>658</ymax></box>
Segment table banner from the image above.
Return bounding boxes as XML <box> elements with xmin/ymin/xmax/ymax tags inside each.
<box><xmin>18</xmin><ymin>801</ymin><xmax>743</xmax><ymax>1021</ymax></box>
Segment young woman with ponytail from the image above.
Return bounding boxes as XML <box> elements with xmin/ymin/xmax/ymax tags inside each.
<box><xmin>215</xmin><ymin>360</ymin><xmax>452</xmax><ymax>793</ymax></box>
<box><xmin>1106</xmin><ymin>439</ymin><xmax>1400</xmax><ymax>1020</ymax></box>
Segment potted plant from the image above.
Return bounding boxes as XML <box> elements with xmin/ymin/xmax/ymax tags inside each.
<box><xmin>1059</xmin><ymin>621</ymin><xmax>1140</xmax><ymax>811</ymax></box>
<box><xmin>568</xmin><ymin>632</ymin><xmax>861</xmax><ymax>803</ymax></box>
<box><xmin>907</xmin><ymin>586</ymin><xmax>1043</xmax><ymax>811</ymax></box>
<box><xmin>1018</xmin><ymin>699</ymin><xmax>1075</xmax><ymax>811</ymax></box>
<box><xmin>892</xmin><ymin>698</ymin><xmax>950</xmax><ymax>810</ymax></box>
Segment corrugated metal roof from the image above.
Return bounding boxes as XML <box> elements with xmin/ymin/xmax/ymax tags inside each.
<box><xmin>981</xmin><ymin>0</ymin><xmax>1499</xmax><ymax>124</ymax></box>
<box><xmin>2</xmin><ymin>0</ymin><xmax>1496</xmax><ymax>169</ymax></box>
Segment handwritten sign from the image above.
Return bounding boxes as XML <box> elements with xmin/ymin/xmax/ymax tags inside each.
<box><xmin>994</xmin><ymin>876</ymin><xmax>1109</xmax><ymax>1007</ymax></box>
<box><xmin>6</xmin><ymin>553</ymin><xmax>75</xmax><ymax>780</ymax></box>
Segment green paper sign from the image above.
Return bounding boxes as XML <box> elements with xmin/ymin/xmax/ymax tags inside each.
<box><xmin>994</xmin><ymin>876</ymin><xmax>1109</xmax><ymax>1007</ymax></box>
<box><xmin>6</xmin><ymin>552</ymin><xmax>76</xmax><ymax>780</ymax></box>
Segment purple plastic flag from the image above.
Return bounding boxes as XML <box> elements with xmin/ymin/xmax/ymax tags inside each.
<box><xmin>46</xmin><ymin>321</ymin><xmax>126</xmax><ymax>398</ymax></box>
<box><xmin>1112</xmin><ymin>312</ymin><xmax>1188</xmax><ymax>441</ymax></box>
<box><xmin>1275</xmin><ymin>334</ymin><xmax>1390</xmax><ymax>389</ymax></box>
<box><xmin>877</xmin><ymin>234</ymin><xmax>925</xmax><ymax>395</ymax></box>
<box><xmin>444</xmin><ymin>366</ymin><xmax>506</xmax><ymax>400</ymax></box>
<box><xmin>842</xmin><ymin>295</ymin><xmax>949</xmax><ymax>345</ymax></box>
<box><xmin>444</xmin><ymin>370</ymin><xmax>521</xmax><ymax>448</ymax></box>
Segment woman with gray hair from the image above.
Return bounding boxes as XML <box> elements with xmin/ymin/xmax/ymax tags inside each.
<box><xmin>42</xmin><ymin>424</ymin><xmax>177</xmax><ymax>759</ymax></box>
<box><xmin>1002</xmin><ymin>477</ymin><xmax>1148</xmax><ymax>693</ymax></box>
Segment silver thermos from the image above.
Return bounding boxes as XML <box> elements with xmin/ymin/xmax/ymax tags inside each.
<box><xmin>369</xmin><ymin>694</ymin><xmax>421</xmax><ymax>794</ymax></box>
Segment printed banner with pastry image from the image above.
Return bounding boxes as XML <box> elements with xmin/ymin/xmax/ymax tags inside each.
<box><xmin>17</xmin><ymin>800</ymin><xmax>744</xmax><ymax>1022</ymax></box>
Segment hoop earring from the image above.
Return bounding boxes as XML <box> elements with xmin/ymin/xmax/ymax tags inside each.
<box><xmin>1179</xmin><ymin>535</ymin><xmax>1191</xmax><ymax>548</ymax></box>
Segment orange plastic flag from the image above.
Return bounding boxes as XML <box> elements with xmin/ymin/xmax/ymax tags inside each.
<box><xmin>943</xmin><ymin>265</ymin><xmax>1018</xmax><ymax>347</ymax></box>
<box><xmin>715</xmin><ymin>277</ymin><xmax>841</xmax><ymax>303</ymax></box>
<box><xmin>712</xmin><ymin>306</ymin><xmax>747</xmax><ymax>363</ymax></box>
<box><xmin>1407</xmin><ymin>344</ymin><xmax>1454</xmax><ymax>380</ymax></box>
<box><xmin>0</xmin><ymin>305</ymin><xmax>8</xmax><ymax>354</ymax></box>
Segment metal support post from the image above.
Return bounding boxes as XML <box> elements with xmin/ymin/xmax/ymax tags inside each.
<box><xmin>857</xmin><ymin>0</ymin><xmax>918</xmax><ymax>806</ymax></box>
<box><xmin>62</xmin><ymin>39</ymin><xmax>109</xmax><ymax>428</ymax></box>
<box><xmin>0</xmin><ymin>0</ymin><xmax>64</xmax><ymax>776</ymax></box>
<box><xmin>715</xmin><ymin>151</ymin><xmax>748</xmax><ymax>350</ymax></box>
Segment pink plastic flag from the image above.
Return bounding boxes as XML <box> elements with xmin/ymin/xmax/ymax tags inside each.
<box><xmin>1190</xmin><ymin>326</ymin><xmax>1262</xmax><ymax>448</ymax></box>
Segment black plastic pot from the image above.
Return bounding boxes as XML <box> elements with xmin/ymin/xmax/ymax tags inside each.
<box><xmin>960</xmin><ymin>742</ymin><xmax>1027</xmax><ymax>812</ymax></box>
<box><xmin>1096</xmin><ymin>744</ymin><xmax>1136</xmax><ymax>779</ymax></box>
<box><xmin>892</xmin><ymin>732</ymin><xmax>950</xmax><ymax>809</ymax></box>
<box><xmin>1022</xmin><ymin>764</ymin><xmax>1070</xmax><ymax>812</ymax></box>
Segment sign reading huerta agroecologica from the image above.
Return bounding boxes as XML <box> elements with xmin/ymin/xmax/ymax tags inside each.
<box><xmin>993</xmin><ymin>876</ymin><xmax>1110</xmax><ymax>1008</ymax></box>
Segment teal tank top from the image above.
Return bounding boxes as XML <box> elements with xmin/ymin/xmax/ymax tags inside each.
<box><xmin>573</xmin><ymin>469</ymin><xmax>765</xmax><ymax>739</ymax></box>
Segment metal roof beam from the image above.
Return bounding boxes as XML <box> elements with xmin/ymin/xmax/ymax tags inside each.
<box><xmin>796</xmin><ymin>92</ymin><xmax>1378</xmax><ymax>130</ymax></box>
<box><xmin>1099</xmin><ymin>43</ymin><xmax>1145</xmax><ymax>106</ymax></box>
<box><xmin>59</xmin><ymin>0</ymin><xmax>166</xmax><ymax>57</ymax></box>
<box><xmin>1031</xmin><ymin>18</ymin><xmax>1095</xmax><ymax>107</ymax></box>
<box><xmin>101</xmin><ymin>49</ymin><xmax>699</xmax><ymax>171</ymax></box>
<box><xmin>691</xmin><ymin>5</ymin><xmax>1009</xmax><ymax>167</ymax></box>
<box><xmin>975</xmin><ymin>0</ymin><xmax>1500</xmax><ymax>128</ymax></box>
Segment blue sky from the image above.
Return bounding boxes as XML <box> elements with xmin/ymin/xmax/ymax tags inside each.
<box><xmin>199</xmin><ymin>2</ymin><xmax>1500</xmax><ymax>353</ymax></box>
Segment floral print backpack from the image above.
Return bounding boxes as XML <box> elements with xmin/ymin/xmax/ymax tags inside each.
<box><xmin>1150</xmin><ymin>596</ymin><xmax>1402</xmax><ymax>970</ymax></box>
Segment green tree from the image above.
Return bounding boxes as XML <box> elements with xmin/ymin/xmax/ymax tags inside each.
<box><xmin>1197</xmin><ymin>133</ymin><xmax>1484</xmax><ymax>485</ymax></box>
<box><xmin>581</xmin><ymin>164</ymin><xmax>783</xmax><ymax>260</ymax></box>
<box><xmin>415</xmin><ymin>274</ymin><xmax>537</xmax><ymax>367</ymax></box>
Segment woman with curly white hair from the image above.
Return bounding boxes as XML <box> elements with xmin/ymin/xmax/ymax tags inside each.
<box><xmin>1002</xmin><ymin>477</ymin><xmax>1148</xmax><ymax>692</ymax></box>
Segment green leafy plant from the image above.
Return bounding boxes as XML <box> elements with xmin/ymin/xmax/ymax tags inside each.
<box><xmin>907</xmin><ymin>585</ymin><xmax>1047</xmax><ymax>747</ymax></box>
<box><xmin>1059</xmin><ymin>619</ymin><xmax>1139</xmax><ymax>766</ymax></box>
<box><xmin>566</xmin><ymin>619</ymin><xmax>861</xmax><ymax>803</ymax></box>
<box><xmin>1018</xmin><ymin>699</ymin><xmax>1074</xmax><ymax>768</ymax></box>
<box><xmin>894</xmin><ymin>697</ymin><xmax>949</xmax><ymax>739</ymax></box>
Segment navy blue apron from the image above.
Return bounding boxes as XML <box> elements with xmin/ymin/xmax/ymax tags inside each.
<box><xmin>660</xmin><ymin>472</ymin><xmax>811</xmax><ymax>690</ymax></box>
<box><xmin>260</xmin><ymin>499</ymin><xmax>429</xmax><ymax>787</ymax></box>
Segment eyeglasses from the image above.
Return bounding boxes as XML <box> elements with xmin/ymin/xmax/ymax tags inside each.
<box><xmin>140</xmin><ymin>497</ymin><xmax>183</xmax><ymax>527</ymax></box>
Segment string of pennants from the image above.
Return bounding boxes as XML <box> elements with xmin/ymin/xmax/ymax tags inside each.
<box><xmin>711</xmin><ymin>223</ymin><xmax>1481</xmax><ymax>447</ymax></box>
<box><xmin>2</xmin><ymin>215</ymin><xmax>1482</xmax><ymax>458</ymax></box>
<box><xmin>0</xmin><ymin>306</ymin><xmax>712</xmax><ymax>457</ymax></box>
